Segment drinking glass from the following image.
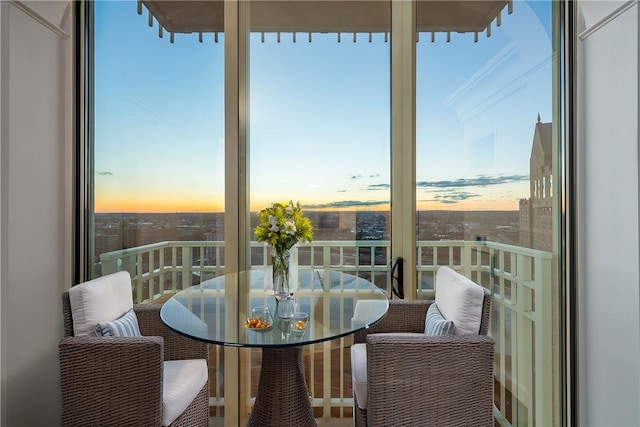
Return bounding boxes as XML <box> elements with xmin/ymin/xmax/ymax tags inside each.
<box><xmin>251</xmin><ymin>306</ymin><xmax>272</xmax><ymax>324</ymax></box>
<box><xmin>291</xmin><ymin>312</ymin><xmax>309</xmax><ymax>331</ymax></box>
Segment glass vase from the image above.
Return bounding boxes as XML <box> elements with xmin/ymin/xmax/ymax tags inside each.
<box><xmin>272</xmin><ymin>247</ymin><xmax>291</xmax><ymax>300</ymax></box>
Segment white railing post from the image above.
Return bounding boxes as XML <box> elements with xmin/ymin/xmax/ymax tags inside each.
<box><xmin>159</xmin><ymin>248</ymin><xmax>166</xmax><ymax>294</ymax></box>
<box><xmin>493</xmin><ymin>246</ymin><xmax>508</xmax><ymax>426</ymax></box>
<box><xmin>148</xmin><ymin>249</ymin><xmax>155</xmax><ymax>301</ymax></box>
<box><xmin>535</xmin><ymin>254</ymin><xmax>554</xmax><ymax>426</ymax></box>
<box><xmin>463</xmin><ymin>243</ymin><xmax>473</xmax><ymax>277</ymax></box>
<box><xmin>101</xmin><ymin>258</ymin><xmax>118</xmax><ymax>275</ymax></box>
<box><xmin>182</xmin><ymin>244</ymin><xmax>192</xmax><ymax>288</ymax></box>
<box><xmin>171</xmin><ymin>245</ymin><xmax>178</xmax><ymax>291</ymax></box>
<box><xmin>290</xmin><ymin>244</ymin><xmax>299</xmax><ymax>291</ymax></box>
<box><xmin>322</xmin><ymin>245</ymin><xmax>331</xmax><ymax>291</ymax></box>
<box><xmin>136</xmin><ymin>252</ymin><xmax>144</xmax><ymax>302</ymax></box>
<box><xmin>515</xmin><ymin>252</ymin><xmax>531</xmax><ymax>426</ymax></box>
<box><xmin>121</xmin><ymin>254</ymin><xmax>136</xmax><ymax>278</ymax></box>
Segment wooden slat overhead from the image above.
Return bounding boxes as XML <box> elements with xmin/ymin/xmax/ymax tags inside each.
<box><xmin>141</xmin><ymin>0</ymin><xmax>511</xmax><ymax>36</ymax></box>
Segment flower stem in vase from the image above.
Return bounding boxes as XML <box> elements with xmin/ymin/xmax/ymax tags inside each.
<box><xmin>272</xmin><ymin>247</ymin><xmax>291</xmax><ymax>300</ymax></box>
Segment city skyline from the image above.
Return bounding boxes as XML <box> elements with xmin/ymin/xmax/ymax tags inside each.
<box><xmin>93</xmin><ymin>209</ymin><xmax>522</xmax><ymax>257</ymax></box>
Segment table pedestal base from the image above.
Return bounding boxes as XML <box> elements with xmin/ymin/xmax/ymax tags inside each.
<box><xmin>247</xmin><ymin>346</ymin><xmax>317</xmax><ymax>427</ymax></box>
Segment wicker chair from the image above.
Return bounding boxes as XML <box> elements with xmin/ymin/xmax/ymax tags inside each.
<box><xmin>58</xmin><ymin>273</ymin><xmax>209</xmax><ymax>427</ymax></box>
<box><xmin>351</xmin><ymin>273</ymin><xmax>494</xmax><ymax>427</ymax></box>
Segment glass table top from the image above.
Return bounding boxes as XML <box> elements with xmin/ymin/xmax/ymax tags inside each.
<box><xmin>160</xmin><ymin>269</ymin><xmax>389</xmax><ymax>348</ymax></box>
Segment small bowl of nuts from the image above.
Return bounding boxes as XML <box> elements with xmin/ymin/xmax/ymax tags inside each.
<box><xmin>244</xmin><ymin>306</ymin><xmax>273</xmax><ymax>331</ymax></box>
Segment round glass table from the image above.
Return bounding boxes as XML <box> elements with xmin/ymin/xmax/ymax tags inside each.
<box><xmin>160</xmin><ymin>269</ymin><xmax>389</xmax><ymax>427</ymax></box>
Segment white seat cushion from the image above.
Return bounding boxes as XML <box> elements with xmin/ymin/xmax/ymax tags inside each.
<box><xmin>163</xmin><ymin>359</ymin><xmax>208</xmax><ymax>426</ymax></box>
<box><xmin>435</xmin><ymin>266</ymin><xmax>485</xmax><ymax>335</ymax></box>
<box><xmin>68</xmin><ymin>271</ymin><xmax>133</xmax><ymax>337</ymax></box>
<box><xmin>351</xmin><ymin>343</ymin><xmax>368</xmax><ymax>409</ymax></box>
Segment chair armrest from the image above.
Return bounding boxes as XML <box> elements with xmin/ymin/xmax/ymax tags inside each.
<box><xmin>134</xmin><ymin>303</ymin><xmax>209</xmax><ymax>361</ymax></box>
<box><xmin>353</xmin><ymin>300</ymin><xmax>432</xmax><ymax>344</ymax></box>
<box><xmin>365</xmin><ymin>334</ymin><xmax>495</xmax><ymax>427</ymax></box>
<box><xmin>59</xmin><ymin>336</ymin><xmax>164</xmax><ymax>426</ymax></box>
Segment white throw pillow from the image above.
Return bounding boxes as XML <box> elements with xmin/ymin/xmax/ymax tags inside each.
<box><xmin>434</xmin><ymin>266</ymin><xmax>485</xmax><ymax>335</ymax></box>
<box><xmin>68</xmin><ymin>271</ymin><xmax>134</xmax><ymax>337</ymax></box>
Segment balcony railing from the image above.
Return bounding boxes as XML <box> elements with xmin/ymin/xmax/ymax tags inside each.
<box><xmin>100</xmin><ymin>239</ymin><xmax>553</xmax><ymax>426</ymax></box>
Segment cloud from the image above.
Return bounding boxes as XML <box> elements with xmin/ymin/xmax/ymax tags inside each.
<box><xmin>416</xmin><ymin>174</ymin><xmax>528</xmax><ymax>189</ymax></box>
<box><xmin>306</xmin><ymin>174</ymin><xmax>526</xmax><ymax>209</ymax></box>
<box><xmin>435</xmin><ymin>191</ymin><xmax>480</xmax><ymax>203</ymax></box>
<box><xmin>363</xmin><ymin>174</ymin><xmax>527</xmax><ymax>193</ymax></box>
<box><xmin>414</xmin><ymin>175</ymin><xmax>527</xmax><ymax>205</ymax></box>
<box><xmin>417</xmin><ymin>191</ymin><xmax>481</xmax><ymax>204</ymax></box>
<box><xmin>304</xmin><ymin>200</ymin><xmax>388</xmax><ymax>209</ymax></box>
<box><xmin>366</xmin><ymin>183</ymin><xmax>390</xmax><ymax>191</ymax></box>
<box><xmin>351</xmin><ymin>173</ymin><xmax>382</xmax><ymax>180</ymax></box>
<box><xmin>97</xmin><ymin>171</ymin><xmax>113</xmax><ymax>176</ymax></box>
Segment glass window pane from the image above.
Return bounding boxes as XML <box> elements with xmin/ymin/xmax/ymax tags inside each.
<box><xmin>92</xmin><ymin>0</ymin><xmax>225</xmax><ymax>417</ymax></box>
<box><xmin>247</xmin><ymin>0</ymin><xmax>391</xmax><ymax>421</ymax></box>
<box><xmin>92</xmin><ymin>0</ymin><xmax>225</xmax><ymax>287</ymax></box>
<box><xmin>416</xmin><ymin>0</ymin><xmax>559</xmax><ymax>425</ymax></box>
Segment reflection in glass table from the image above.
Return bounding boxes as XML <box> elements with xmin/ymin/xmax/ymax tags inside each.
<box><xmin>160</xmin><ymin>269</ymin><xmax>389</xmax><ymax>427</ymax></box>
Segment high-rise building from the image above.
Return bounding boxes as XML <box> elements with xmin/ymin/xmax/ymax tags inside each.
<box><xmin>520</xmin><ymin>115</ymin><xmax>553</xmax><ymax>251</ymax></box>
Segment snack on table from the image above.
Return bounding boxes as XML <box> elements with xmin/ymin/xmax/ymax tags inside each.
<box><xmin>244</xmin><ymin>317</ymin><xmax>271</xmax><ymax>329</ymax></box>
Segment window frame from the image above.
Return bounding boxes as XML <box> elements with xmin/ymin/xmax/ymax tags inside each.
<box><xmin>76</xmin><ymin>1</ymin><xmax>575</xmax><ymax>425</ymax></box>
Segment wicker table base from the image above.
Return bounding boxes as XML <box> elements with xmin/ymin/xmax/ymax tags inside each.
<box><xmin>247</xmin><ymin>346</ymin><xmax>317</xmax><ymax>427</ymax></box>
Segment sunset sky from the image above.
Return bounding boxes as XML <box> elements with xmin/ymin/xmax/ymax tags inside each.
<box><xmin>93</xmin><ymin>0</ymin><xmax>552</xmax><ymax>213</ymax></box>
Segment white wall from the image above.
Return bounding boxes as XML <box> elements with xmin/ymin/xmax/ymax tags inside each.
<box><xmin>1</xmin><ymin>1</ymin><xmax>639</xmax><ymax>426</ymax></box>
<box><xmin>0</xmin><ymin>1</ymin><xmax>72</xmax><ymax>425</ymax></box>
<box><xmin>578</xmin><ymin>1</ymin><xmax>640</xmax><ymax>425</ymax></box>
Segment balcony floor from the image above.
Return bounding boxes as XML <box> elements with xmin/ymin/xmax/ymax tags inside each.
<box><xmin>209</xmin><ymin>418</ymin><xmax>352</xmax><ymax>426</ymax></box>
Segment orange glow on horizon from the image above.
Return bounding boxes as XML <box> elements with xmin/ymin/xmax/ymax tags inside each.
<box><xmin>96</xmin><ymin>186</ymin><xmax>522</xmax><ymax>213</ymax></box>
<box><xmin>95</xmin><ymin>198</ymin><xmax>224</xmax><ymax>213</ymax></box>
<box><xmin>95</xmin><ymin>198</ymin><xmax>520</xmax><ymax>213</ymax></box>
